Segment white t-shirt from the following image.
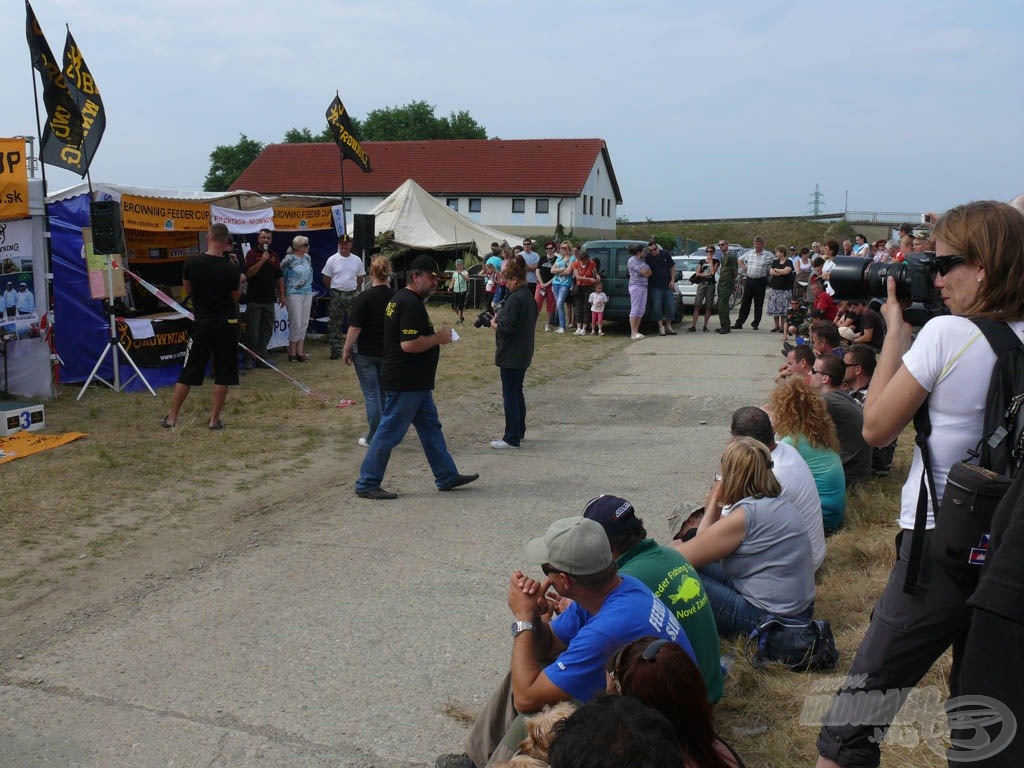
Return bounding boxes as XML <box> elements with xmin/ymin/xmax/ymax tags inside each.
<box><xmin>589</xmin><ymin>291</ymin><xmax>608</xmax><ymax>313</ymax></box>
<box><xmin>321</xmin><ymin>253</ymin><xmax>365</xmax><ymax>291</ymax></box>
<box><xmin>899</xmin><ymin>315</ymin><xmax>1024</xmax><ymax>530</ymax></box>
<box><xmin>771</xmin><ymin>440</ymin><xmax>827</xmax><ymax>570</ymax></box>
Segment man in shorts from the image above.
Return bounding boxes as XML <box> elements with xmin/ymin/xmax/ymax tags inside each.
<box><xmin>161</xmin><ymin>223</ymin><xmax>241</xmax><ymax>430</ymax></box>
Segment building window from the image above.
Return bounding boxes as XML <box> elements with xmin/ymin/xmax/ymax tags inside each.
<box><xmin>344</xmin><ymin>197</ymin><xmax>352</xmax><ymax>211</ymax></box>
<box><xmin>512</xmin><ymin>198</ymin><xmax>526</xmax><ymax>213</ymax></box>
<box><xmin>468</xmin><ymin>198</ymin><xmax>481</xmax><ymax>212</ymax></box>
<box><xmin>446</xmin><ymin>198</ymin><xmax>459</xmax><ymax>211</ymax></box>
<box><xmin>600</xmin><ymin>199</ymin><xmax>606</xmax><ymax>217</ymax></box>
<box><xmin>589</xmin><ymin>195</ymin><xmax>594</xmax><ymax>215</ymax></box>
<box><xmin>535</xmin><ymin>198</ymin><xmax>549</xmax><ymax>214</ymax></box>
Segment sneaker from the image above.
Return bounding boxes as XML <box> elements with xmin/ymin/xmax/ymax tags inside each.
<box><xmin>490</xmin><ymin>439</ymin><xmax>518</xmax><ymax>449</ymax></box>
<box><xmin>631</xmin><ymin>333</ymin><xmax>646</xmax><ymax>340</ymax></box>
<box><xmin>665</xmin><ymin>327</ymin><xmax>677</xmax><ymax>335</ymax></box>
<box><xmin>545</xmin><ymin>324</ymin><xmax>552</xmax><ymax>332</ymax></box>
<box><xmin>356</xmin><ymin>486</ymin><xmax>397</xmax><ymax>500</ymax></box>
<box><xmin>590</xmin><ymin>330</ymin><xmax>596</xmax><ymax>335</ymax></box>
<box><xmin>435</xmin><ymin>754</ymin><xmax>477</xmax><ymax>768</ymax></box>
<box><xmin>574</xmin><ymin>328</ymin><xmax>585</xmax><ymax>336</ymax></box>
<box><xmin>555</xmin><ymin>327</ymin><xmax>565</xmax><ymax>334</ymax></box>
<box><xmin>358</xmin><ymin>437</ymin><xmax>369</xmax><ymax>448</ymax></box>
<box><xmin>438</xmin><ymin>473</ymin><xmax>479</xmax><ymax>491</ymax></box>
<box><xmin>598</xmin><ymin>330</ymin><xmax>604</xmax><ymax>336</ymax></box>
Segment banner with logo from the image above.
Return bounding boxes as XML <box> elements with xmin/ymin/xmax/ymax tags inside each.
<box><xmin>0</xmin><ymin>139</ymin><xmax>30</xmax><ymax>221</ymax></box>
<box><xmin>273</xmin><ymin>207</ymin><xmax>335</xmax><ymax>231</ymax></box>
<box><xmin>120</xmin><ymin>195</ymin><xmax>210</xmax><ymax>232</ymax></box>
<box><xmin>41</xmin><ymin>29</ymin><xmax>105</xmax><ymax>177</ymax></box>
<box><xmin>25</xmin><ymin>1</ymin><xmax>84</xmax><ymax>170</ymax></box>
<box><xmin>210</xmin><ymin>205</ymin><xmax>275</xmax><ymax>234</ymax></box>
<box><xmin>326</xmin><ymin>94</ymin><xmax>372</xmax><ymax>173</ymax></box>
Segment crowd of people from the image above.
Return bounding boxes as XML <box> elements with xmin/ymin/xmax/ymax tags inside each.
<box><xmin>162</xmin><ymin>199</ymin><xmax>1024</xmax><ymax>767</ymax></box>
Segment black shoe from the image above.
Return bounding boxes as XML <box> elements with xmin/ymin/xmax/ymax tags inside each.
<box><xmin>356</xmin><ymin>487</ymin><xmax>397</xmax><ymax>500</ymax></box>
<box><xmin>751</xmin><ymin>325</ymin><xmax>759</xmax><ymax>331</ymax></box>
<box><xmin>435</xmin><ymin>754</ymin><xmax>476</xmax><ymax>768</ymax></box>
<box><xmin>438</xmin><ymin>473</ymin><xmax>479</xmax><ymax>491</ymax></box>
<box><xmin>687</xmin><ymin>327</ymin><xmax>696</xmax><ymax>333</ymax></box>
<box><xmin>715</xmin><ymin>328</ymin><xmax>731</xmax><ymax>334</ymax></box>
<box><xmin>731</xmin><ymin>323</ymin><xmax>742</xmax><ymax>329</ymax></box>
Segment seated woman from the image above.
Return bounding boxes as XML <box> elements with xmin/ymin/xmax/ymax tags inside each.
<box><xmin>675</xmin><ymin>436</ymin><xmax>815</xmax><ymax>638</ymax></box>
<box><xmin>606</xmin><ymin>637</ymin><xmax>745</xmax><ymax>768</ymax></box>
<box><xmin>769</xmin><ymin>376</ymin><xmax>846</xmax><ymax>533</ymax></box>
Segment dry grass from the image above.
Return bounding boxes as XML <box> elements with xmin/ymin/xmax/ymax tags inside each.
<box><xmin>0</xmin><ymin>305</ymin><xmax>624</xmax><ymax>598</ymax></box>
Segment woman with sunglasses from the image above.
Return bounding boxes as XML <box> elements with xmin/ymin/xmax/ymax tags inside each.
<box><xmin>815</xmin><ymin>201</ymin><xmax>1024</xmax><ymax>768</ymax></box>
<box><xmin>606</xmin><ymin>637</ymin><xmax>744</xmax><ymax>768</ymax></box>
<box><xmin>689</xmin><ymin>247</ymin><xmax>719</xmax><ymax>332</ymax></box>
<box><xmin>674</xmin><ymin>436</ymin><xmax>815</xmax><ymax>639</ymax></box>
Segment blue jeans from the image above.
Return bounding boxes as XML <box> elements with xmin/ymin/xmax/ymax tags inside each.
<box><xmin>352</xmin><ymin>353</ymin><xmax>384</xmax><ymax>441</ymax></box>
<box><xmin>698</xmin><ymin>561</ymin><xmax>813</xmax><ymax>638</ymax></box>
<box><xmin>500</xmin><ymin>367</ymin><xmax>527</xmax><ymax>446</ymax></box>
<box><xmin>355</xmin><ymin>390</ymin><xmax>459</xmax><ymax>491</ymax></box>
<box><xmin>554</xmin><ymin>284</ymin><xmax>571</xmax><ymax>328</ymax></box>
<box><xmin>650</xmin><ymin>287</ymin><xmax>675</xmax><ymax>322</ymax></box>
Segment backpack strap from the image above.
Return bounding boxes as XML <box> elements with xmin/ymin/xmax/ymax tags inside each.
<box><xmin>904</xmin><ymin>401</ymin><xmax>938</xmax><ymax>595</ymax></box>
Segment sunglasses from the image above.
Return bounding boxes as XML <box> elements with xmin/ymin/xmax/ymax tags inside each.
<box><xmin>811</xmin><ymin>369</ymin><xmax>826</xmax><ymax>377</ymax></box>
<box><xmin>935</xmin><ymin>254</ymin><xmax>967</xmax><ymax>276</ymax></box>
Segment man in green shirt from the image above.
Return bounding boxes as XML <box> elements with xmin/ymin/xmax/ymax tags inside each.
<box><xmin>715</xmin><ymin>240</ymin><xmax>739</xmax><ymax>334</ymax></box>
<box><xmin>583</xmin><ymin>495</ymin><xmax>724</xmax><ymax>703</ymax></box>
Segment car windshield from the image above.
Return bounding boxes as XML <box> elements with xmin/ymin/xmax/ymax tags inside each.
<box><xmin>674</xmin><ymin>258</ymin><xmax>703</xmax><ymax>272</ymax></box>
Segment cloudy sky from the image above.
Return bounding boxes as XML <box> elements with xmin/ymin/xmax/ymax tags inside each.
<box><xmin>5</xmin><ymin>0</ymin><xmax>1022</xmax><ymax>220</ymax></box>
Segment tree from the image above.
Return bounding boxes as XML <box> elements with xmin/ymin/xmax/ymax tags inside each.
<box><xmin>283</xmin><ymin>125</ymin><xmax>342</xmax><ymax>143</ymax></box>
<box><xmin>359</xmin><ymin>100</ymin><xmax>487</xmax><ymax>141</ymax></box>
<box><xmin>203</xmin><ymin>134</ymin><xmax>264</xmax><ymax>191</ymax></box>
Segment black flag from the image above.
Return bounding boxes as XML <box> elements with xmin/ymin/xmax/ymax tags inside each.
<box><xmin>25</xmin><ymin>0</ymin><xmax>85</xmax><ymax>169</ymax></box>
<box><xmin>41</xmin><ymin>29</ymin><xmax>106</xmax><ymax>176</ymax></box>
<box><xmin>326</xmin><ymin>94</ymin><xmax>372</xmax><ymax>173</ymax></box>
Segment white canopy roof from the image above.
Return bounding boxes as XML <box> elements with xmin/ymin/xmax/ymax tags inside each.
<box><xmin>357</xmin><ymin>178</ymin><xmax>522</xmax><ymax>258</ymax></box>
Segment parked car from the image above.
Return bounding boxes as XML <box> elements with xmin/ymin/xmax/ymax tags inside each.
<box><xmin>579</xmin><ymin>239</ymin><xmax>672</xmax><ymax>323</ymax></box>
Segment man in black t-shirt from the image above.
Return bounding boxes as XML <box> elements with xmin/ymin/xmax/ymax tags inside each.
<box><xmin>354</xmin><ymin>255</ymin><xmax>478</xmax><ymax>500</ymax></box>
<box><xmin>162</xmin><ymin>223</ymin><xmax>241</xmax><ymax>430</ymax></box>
<box><xmin>242</xmin><ymin>227</ymin><xmax>284</xmax><ymax>368</ymax></box>
<box><xmin>849</xmin><ymin>300</ymin><xmax>886</xmax><ymax>351</ymax></box>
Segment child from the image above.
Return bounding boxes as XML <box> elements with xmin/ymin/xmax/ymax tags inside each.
<box><xmin>483</xmin><ymin>262</ymin><xmax>497</xmax><ymax>310</ymax></box>
<box><xmin>784</xmin><ymin>296</ymin><xmax>807</xmax><ymax>342</ymax></box>
<box><xmin>449</xmin><ymin>258</ymin><xmax>469</xmax><ymax>324</ymax></box>
<box><xmin>589</xmin><ymin>281</ymin><xmax>608</xmax><ymax>336</ymax></box>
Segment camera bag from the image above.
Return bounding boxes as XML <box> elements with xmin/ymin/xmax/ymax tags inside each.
<box><xmin>749</xmin><ymin>616</ymin><xmax>839</xmax><ymax>672</ymax></box>
<box><xmin>905</xmin><ymin>319</ymin><xmax>1024</xmax><ymax>596</ymax></box>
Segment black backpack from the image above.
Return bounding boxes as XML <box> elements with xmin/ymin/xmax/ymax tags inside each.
<box><xmin>907</xmin><ymin>319</ymin><xmax>1024</xmax><ymax>594</ymax></box>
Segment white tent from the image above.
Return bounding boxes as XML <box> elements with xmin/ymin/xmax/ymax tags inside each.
<box><xmin>355</xmin><ymin>178</ymin><xmax>523</xmax><ymax>264</ymax></box>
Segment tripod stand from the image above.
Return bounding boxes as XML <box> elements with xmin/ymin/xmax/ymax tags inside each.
<box><xmin>76</xmin><ymin>251</ymin><xmax>155</xmax><ymax>400</ymax></box>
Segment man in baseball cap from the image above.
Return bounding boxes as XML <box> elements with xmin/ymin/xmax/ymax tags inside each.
<box><xmin>583</xmin><ymin>495</ymin><xmax>723</xmax><ymax>703</ymax></box>
<box><xmin>440</xmin><ymin>516</ymin><xmax>693</xmax><ymax>768</ymax></box>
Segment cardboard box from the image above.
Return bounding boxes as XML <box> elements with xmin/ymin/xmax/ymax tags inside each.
<box><xmin>0</xmin><ymin>402</ymin><xmax>45</xmax><ymax>436</ymax></box>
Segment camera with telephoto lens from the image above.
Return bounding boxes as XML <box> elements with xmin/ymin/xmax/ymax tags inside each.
<box><xmin>827</xmin><ymin>253</ymin><xmax>949</xmax><ymax>326</ymax></box>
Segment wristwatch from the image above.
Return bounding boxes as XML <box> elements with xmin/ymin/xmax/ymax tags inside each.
<box><xmin>511</xmin><ymin>620</ymin><xmax>536</xmax><ymax>638</ymax></box>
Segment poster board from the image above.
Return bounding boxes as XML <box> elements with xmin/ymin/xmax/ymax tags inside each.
<box><xmin>82</xmin><ymin>226</ymin><xmax>127</xmax><ymax>300</ymax></box>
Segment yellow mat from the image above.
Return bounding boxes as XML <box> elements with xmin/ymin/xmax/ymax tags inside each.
<box><xmin>0</xmin><ymin>431</ymin><xmax>88</xmax><ymax>464</ymax></box>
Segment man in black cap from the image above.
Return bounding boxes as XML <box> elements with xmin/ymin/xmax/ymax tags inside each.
<box><xmin>354</xmin><ymin>254</ymin><xmax>477</xmax><ymax>499</ymax></box>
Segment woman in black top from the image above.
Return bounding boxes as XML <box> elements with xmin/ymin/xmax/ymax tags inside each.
<box><xmin>342</xmin><ymin>256</ymin><xmax>395</xmax><ymax>448</ymax></box>
<box><xmin>767</xmin><ymin>246</ymin><xmax>795</xmax><ymax>332</ymax></box>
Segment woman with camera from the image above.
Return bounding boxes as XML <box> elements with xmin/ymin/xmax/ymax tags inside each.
<box><xmin>816</xmin><ymin>201</ymin><xmax>1024</xmax><ymax>768</ymax></box>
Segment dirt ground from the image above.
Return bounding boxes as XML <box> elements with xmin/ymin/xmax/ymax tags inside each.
<box><xmin>0</xmin><ymin>324</ymin><xmax>933</xmax><ymax>767</ymax></box>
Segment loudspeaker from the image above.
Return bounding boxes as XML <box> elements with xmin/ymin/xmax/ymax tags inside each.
<box><xmin>353</xmin><ymin>213</ymin><xmax>375</xmax><ymax>258</ymax></box>
<box><xmin>90</xmin><ymin>200</ymin><xmax>125</xmax><ymax>255</ymax></box>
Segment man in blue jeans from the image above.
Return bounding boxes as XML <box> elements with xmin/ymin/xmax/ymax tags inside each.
<box><xmin>644</xmin><ymin>239</ymin><xmax>677</xmax><ymax>335</ymax></box>
<box><xmin>354</xmin><ymin>254</ymin><xmax>478</xmax><ymax>500</ymax></box>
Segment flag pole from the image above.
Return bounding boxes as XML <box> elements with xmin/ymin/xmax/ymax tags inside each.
<box><xmin>338</xmin><ymin>147</ymin><xmax>347</xmax><ymax>235</ymax></box>
<box><xmin>27</xmin><ymin>56</ymin><xmax>49</xmax><ymax>195</ymax></box>
<box><xmin>66</xmin><ymin>24</ymin><xmax>94</xmax><ymax>198</ymax></box>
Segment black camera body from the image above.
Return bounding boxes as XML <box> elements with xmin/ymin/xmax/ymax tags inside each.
<box><xmin>473</xmin><ymin>310</ymin><xmax>494</xmax><ymax>328</ymax></box>
<box><xmin>828</xmin><ymin>253</ymin><xmax>949</xmax><ymax>326</ymax></box>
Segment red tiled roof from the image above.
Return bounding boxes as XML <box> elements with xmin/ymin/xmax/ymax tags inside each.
<box><xmin>230</xmin><ymin>139</ymin><xmax>621</xmax><ymax>202</ymax></box>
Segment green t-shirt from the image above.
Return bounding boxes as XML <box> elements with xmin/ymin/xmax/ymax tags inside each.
<box><xmin>617</xmin><ymin>539</ymin><xmax>724</xmax><ymax>703</ymax></box>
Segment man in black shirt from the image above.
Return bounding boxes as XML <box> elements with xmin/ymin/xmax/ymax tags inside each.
<box><xmin>242</xmin><ymin>227</ymin><xmax>283</xmax><ymax>368</ymax></box>
<box><xmin>354</xmin><ymin>255</ymin><xmax>478</xmax><ymax>500</ymax></box>
<box><xmin>490</xmin><ymin>260</ymin><xmax>537</xmax><ymax>449</ymax></box>
<box><xmin>161</xmin><ymin>223</ymin><xmax>241</xmax><ymax>430</ymax></box>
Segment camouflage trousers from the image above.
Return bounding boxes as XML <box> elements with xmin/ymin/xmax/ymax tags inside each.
<box><xmin>328</xmin><ymin>289</ymin><xmax>358</xmax><ymax>353</ymax></box>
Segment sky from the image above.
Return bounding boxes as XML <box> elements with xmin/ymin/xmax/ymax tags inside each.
<box><xmin>4</xmin><ymin>0</ymin><xmax>1023</xmax><ymax>221</ymax></box>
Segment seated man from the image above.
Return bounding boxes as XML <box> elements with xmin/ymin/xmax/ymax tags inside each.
<box><xmin>848</xmin><ymin>299</ymin><xmax>886</xmax><ymax>351</ymax></box>
<box><xmin>582</xmin><ymin>495</ymin><xmax>723</xmax><ymax>702</ymax></box>
<box><xmin>811</xmin><ymin>354</ymin><xmax>872</xmax><ymax>485</ymax></box>
<box><xmin>810</xmin><ymin>321</ymin><xmax>845</xmax><ymax>359</ymax></box>
<box><xmin>778</xmin><ymin>344</ymin><xmax>815</xmax><ymax>384</ymax></box>
<box><xmin>843</xmin><ymin>344</ymin><xmax>896</xmax><ymax>476</ymax></box>
<box><xmin>438</xmin><ymin>517</ymin><xmax>693</xmax><ymax>768</ymax></box>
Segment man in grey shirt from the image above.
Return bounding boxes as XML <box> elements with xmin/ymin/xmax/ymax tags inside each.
<box><xmin>811</xmin><ymin>354</ymin><xmax>872</xmax><ymax>485</ymax></box>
